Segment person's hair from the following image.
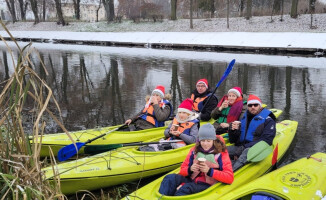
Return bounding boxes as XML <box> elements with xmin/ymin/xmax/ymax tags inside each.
<box><xmin>145</xmin><ymin>93</ymin><xmax>172</xmax><ymax>102</ymax></box>
<box><xmin>194</xmin><ymin>137</ymin><xmax>226</xmax><ymax>154</ymax></box>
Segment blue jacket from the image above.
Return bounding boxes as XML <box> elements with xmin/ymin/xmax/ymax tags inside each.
<box><xmin>229</xmin><ymin>108</ymin><xmax>276</xmax><ymax>148</ymax></box>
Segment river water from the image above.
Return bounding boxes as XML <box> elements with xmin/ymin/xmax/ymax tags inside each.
<box><xmin>1</xmin><ymin>42</ymin><xmax>326</xmax><ymax>196</ymax></box>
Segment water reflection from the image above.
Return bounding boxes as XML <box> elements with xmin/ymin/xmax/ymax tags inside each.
<box><xmin>0</xmin><ymin>43</ymin><xmax>326</xmax><ymax>164</ymax></box>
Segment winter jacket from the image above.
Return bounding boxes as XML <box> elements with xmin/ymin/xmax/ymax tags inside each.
<box><xmin>190</xmin><ymin>88</ymin><xmax>218</xmax><ymax>121</ymax></box>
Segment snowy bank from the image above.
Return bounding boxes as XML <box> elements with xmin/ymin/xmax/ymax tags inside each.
<box><xmin>0</xmin><ymin>31</ymin><xmax>325</xmax><ymax>56</ymax></box>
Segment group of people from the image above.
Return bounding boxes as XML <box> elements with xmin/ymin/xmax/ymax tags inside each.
<box><xmin>123</xmin><ymin>78</ymin><xmax>276</xmax><ymax>196</ymax></box>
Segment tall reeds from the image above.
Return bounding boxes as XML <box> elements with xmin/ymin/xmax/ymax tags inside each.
<box><xmin>0</xmin><ymin>20</ymin><xmax>65</xmax><ymax>199</ymax></box>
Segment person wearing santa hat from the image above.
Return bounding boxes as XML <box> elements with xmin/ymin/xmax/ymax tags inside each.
<box><xmin>124</xmin><ymin>85</ymin><xmax>172</xmax><ymax>131</ymax></box>
<box><xmin>227</xmin><ymin>94</ymin><xmax>276</xmax><ymax>171</ymax></box>
<box><xmin>211</xmin><ymin>87</ymin><xmax>244</xmax><ymax>135</ymax></box>
<box><xmin>190</xmin><ymin>79</ymin><xmax>218</xmax><ymax>121</ymax></box>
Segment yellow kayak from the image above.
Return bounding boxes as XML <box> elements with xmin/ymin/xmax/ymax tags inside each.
<box><xmin>123</xmin><ymin>120</ymin><xmax>298</xmax><ymax>200</ymax></box>
<box><xmin>33</xmin><ymin>109</ymin><xmax>282</xmax><ymax>157</ymax></box>
<box><xmin>220</xmin><ymin>152</ymin><xmax>326</xmax><ymax>200</ymax></box>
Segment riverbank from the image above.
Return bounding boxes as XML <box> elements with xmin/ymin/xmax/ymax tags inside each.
<box><xmin>1</xmin><ymin>13</ymin><xmax>326</xmax><ymax>56</ymax></box>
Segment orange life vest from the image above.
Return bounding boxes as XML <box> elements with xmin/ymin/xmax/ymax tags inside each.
<box><xmin>190</xmin><ymin>93</ymin><xmax>210</xmax><ymax>112</ymax></box>
<box><xmin>139</xmin><ymin>99</ymin><xmax>171</xmax><ymax>127</ymax></box>
<box><xmin>167</xmin><ymin>118</ymin><xmax>199</xmax><ymax>145</ymax></box>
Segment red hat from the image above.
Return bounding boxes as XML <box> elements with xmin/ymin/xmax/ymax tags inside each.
<box><xmin>152</xmin><ymin>85</ymin><xmax>165</xmax><ymax>98</ymax></box>
<box><xmin>178</xmin><ymin>98</ymin><xmax>194</xmax><ymax>115</ymax></box>
<box><xmin>196</xmin><ymin>79</ymin><xmax>208</xmax><ymax>88</ymax></box>
<box><xmin>228</xmin><ymin>87</ymin><xmax>242</xmax><ymax>97</ymax></box>
<box><xmin>247</xmin><ymin>94</ymin><xmax>262</xmax><ymax>106</ymax></box>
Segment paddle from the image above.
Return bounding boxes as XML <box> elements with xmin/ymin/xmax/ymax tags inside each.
<box><xmin>247</xmin><ymin>141</ymin><xmax>273</xmax><ymax>162</ymax></box>
<box><xmin>84</xmin><ymin>140</ymin><xmax>184</xmax><ymax>154</ymax></box>
<box><xmin>200</xmin><ymin>59</ymin><xmax>236</xmax><ymax>113</ymax></box>
<box><xmin>57</xmin><ymin>126</ymin><xmax>123</xmax><ymax>161</ymax></box>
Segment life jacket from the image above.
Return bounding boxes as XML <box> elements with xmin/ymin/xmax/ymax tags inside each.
<box><xmin>139</xmin><ymin>99</ymin><xmax>172</xmax><ymax>127</ymax></box>
<box><xmin>240</xmin><ymin>108</ymin><xmax>271</xmax><ymax>143</ymax></box>
<box><xmin>168</xmin><ymin>118</ymin><xmax>199</xmax><ymax>146</ymax></box>
<box><xmin>190</xmin><ymin>93</ymin><xmax>212</xmax><ymax>112</ymax></box>
<box><xmin>190</xmin><ymin>152</ymin><xmax>221</xmax><ymax>185</ymax></box>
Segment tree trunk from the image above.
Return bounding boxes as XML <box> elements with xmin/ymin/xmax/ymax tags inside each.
<box><xmin>5</xmin><ymin>0</ymin><xmax>17</xmax><ymax>23</ymax></box>
<box><xmin>227</xmin><ymin>0</ymin><xmax>229</xmax><ymax>28</ymax></box>
<box><xmin>190</xmin><ymin>0</ymin><xmax>193</xmax><ymax>29</ymax></box>
<box><xmin>239</xmin><ymin>0</ymin><xmax>245</xmax><ymax>17</ymax></box>
<box><xmin>18</xmin><ymin>0</ymin><xmax>26</xmax><ymax>20</ymax></box>
<box><xmin>54</xmin><ymin>0</ymin><xmax>66</xmax><ymax>25</ymax></box>
<box><xmin>310</xmin><ymin>0</ymin><xmax>316</xmax><ymax>28</ymax></box>
<box><xmin>245</xmin><ymin>0</ymin><xmax>252</xmax><ymax>20</ymax></box>
<box><xmin>280</xmin><ymin>0</ymin><xmax>284</xmax><ymax>21</ymax></box>
<box><xmin>96</xmin><ymin>0</ymin><xmax>102</xmax><ymax>22</ymax></box>
<box><xmin>273</xmin><ymin>0</ymin><xmax>281</xmax><ymax>14</ymax></box>
<box><xmin>109</xmin><ymin>0</ymin><xmax>115</xmax><ymax>21</ymax></box>
<box><xmin>210</xmin><ymin>0</ymin><xmax>215</xmax><ymax>18</ymax></box>
<box><xmin>43</xmin><ymin>0</ymin><xmax>46</xmax><ymax>21</ymax></box>
<box><xmin>102</xmin><ymin>0</ymin><xmax>111</xmax><ymax>22</ymax></box>
<box><xmin>171</xmin><ymin>0</ymin><xmax>177</xmax><ymax>20</ymax></box>
<box><xmin>290</xmin><ymin>0</ymin><xmax>298</xmax><ymax>18</ymax></box>
<box><xmin>73</xmin><ymin>0</ymin><xmax>80</xmax><ymax>20</ymax></box>
<box><xmin>30</xmin><ymin>0</ymin><xmax>39</xmax><ymax>24</ymax></box>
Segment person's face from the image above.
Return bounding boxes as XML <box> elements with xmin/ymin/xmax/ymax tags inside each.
<box><xmin>248</xmin><ymin>103</ymin><xmax>261</xmax><ymax>115</ymax></box>
<box><xmin>152</xmin><ymin>93</ymin><xmax>162</xmax><ymax>102</ymax></box>
<box><xmin>178</xmin><ymin>112</ymin><xmax>190</xmax><ymax>121</ymax></box>
<box><xmin>196</xmin><ymin>83</ymin><xmax>207</xmax><ymax>94</ymax></box>
<box><xmin>200</xmin><ymin>139</ymin><xmax>214</xmax><ymax>151</ymax></box>
<box><xmin>227</xmin><ymin>92</ymin><xmax>238</xmax><ymax>104</ymax></box>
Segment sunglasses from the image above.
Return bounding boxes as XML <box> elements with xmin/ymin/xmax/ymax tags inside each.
<box><xmin>248</xmin><ymin>104</ymin><xmax>259</xmax><ymax>108</ymax></box>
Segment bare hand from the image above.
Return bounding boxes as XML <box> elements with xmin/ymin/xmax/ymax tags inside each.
<box><xmin>199</xmin><ymin>162</ymin><xmax>210</xmax><ymax>173</ymax></box>
<box><xmin>231</xmin><ymin>122</ymin><xmax>240</xmax><ymax>130</ymax></box>
<box><xmin>170</xmin><ymin>130</ymin><xmax>181</xmax><ymax>136</ymax></box>
<box><xmin>219</xmin><ymin>100</ymin><xmax>229</xmax><ymax>111</ymax></box>
<box><xmin>190</xmin><ymin>163</ymin><xmax>200</xmax><ymax>172</ymax></box>
<box><xmin>125</xmin><ymin>119</ymin><xmax>132</xmax><ymax>125</ymax></box>
<box><xmin>220</xmin><ymin>123</ymin><xmax>230</xmax><ymax>128</ymax></box>
<box><xmin>151</xmin><ymin>96</ymin><xmax>159</xmax><ymax>105</ymax></box>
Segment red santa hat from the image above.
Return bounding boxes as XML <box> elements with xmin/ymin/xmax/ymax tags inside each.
<box><xmin>196</xmin><ymin>79</ymin><xmax>208</xmax><ymax>88</ymax></box>
<box><xmin>152</xmin><ymin>85</ymin><xmax>165</xmax><ymax>98</ymax></box>
<box><xmin>178</xmin><ymin>98</ymin><xmax>194</xmax><ymax>115</ymax></box>
<box><xmin>247</xmin><ymin>94</ymin><xmax>262</xmax><ymax>106</ymax></box>
<box><xmin>228</xmin><ymin>87</ymin><xmax>242</xmax><ymax>97</ymax></box>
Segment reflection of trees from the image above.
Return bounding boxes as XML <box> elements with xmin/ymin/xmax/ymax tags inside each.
<box><xmin>241</xmin><ymin>63</ymin><xmax>249</xmax><ymax>96</ymax></box>
<box><xmin>2</xmin><ymin>51</ymin><xmax>10</xmax><ymax>80</ymax></box>
<box><xmin>79</xmin><ymin>54</ymin><xmax>94</xmax><ymax>102</ymax></box>
<box><xmin>302</xmin><ymin>68</ymin><xmax>314</xmax><ymax>113</ymax></box>
<box><xmin>61</xmin><ymin>53</ymin><xmax>69</xmax><ymax>104</ymax></box>
<box><xmin>38</xmin><ymin>53</ymin><xmax>46</xmax><ymax>81</ymax></box>
<box><xmin>48</xmin><ymin>55</ymin><xmax>60</xmax><ymax>97</ymax></box>
<box><xmin>170</xmin><ymin>61</ymin><xmax>183</xmax><ymax>110</ymax></box>
<box><xmin>284</xmin><ymin>67</ymin><xmax>292</xmax><ymax>118</ymax></box>
<box><xmin>268</xmin><ymin>67</ymin><xmax>276</xmax><ymax>108</ymax></box>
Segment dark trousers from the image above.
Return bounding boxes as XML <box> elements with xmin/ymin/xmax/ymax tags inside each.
<box><xmin>159</xmin><ymin>174</ymin><xmax>211</xmax><ymax>196</ymax></box>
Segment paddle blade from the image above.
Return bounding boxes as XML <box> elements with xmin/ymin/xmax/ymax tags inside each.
<box><xmin>247</xmin><ymin>141</ymin><xmax>273</xmax><ymax>163</ymax></box>
<box><xmin>57</xmin><ymin>142</ymin><xmax>85</xmax><ymax>161</ymax></box>
<box><xmin>84</xmin><ymin>144</ymin><xmax>123</xmax><ymax>154</ymax></box>
<box><xmin>216</xmin><ymin>59</ymin><xmax>236</xmax><ymax>88</ymax></box>
<box><xmin>272</xmin><ymin>143</ymin><xmax>279</xmax><ymax>166</ymax></box>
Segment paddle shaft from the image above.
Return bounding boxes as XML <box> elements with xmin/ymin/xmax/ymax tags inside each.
<box><xmin>200</xmin><ymin>59</ymin><xmax>235</xmax><ymax>113</ymax></box>
<box><xmin>120</xmin><ymin>140</ymin><xmax>183</xmax><ymax>147</ymax></box>
<box><xmin>84</xmin><ymin>127</ymin><xmax>120</xmax><ymax>144</ymax></box>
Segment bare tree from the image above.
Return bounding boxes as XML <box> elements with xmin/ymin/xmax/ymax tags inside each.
<box><xmin>54</xmin><ymin>0</ymin><xmax>66</xmax><ymax>25</ymax></box>
<box><xmin>273</xmin><ymin>0</ymin><xmax>281</xmax><ymax>14</ymax></box>
<box><xmin>210</xmin><ymin>0</ymin><xmax>215</xmax><ymax>18</ymax></box>
<box><xmin>190</xmin><ymin>0</ymin><xmax>193</xmax><ymax>29</ymax></box>
<box><xmin>96</xmin><ymin>0</ymin><xmax>102</xmax><ymax>22</ymax></box>
<box><xmin>42</xmin><ymin>0</ymin><xmax>46</xmax><ymax>21</ymax></box>
<box><xmin>30</xmin><ymin>0</ymin><xmax>39</xmax><ymax>24</ymax></box>
<box><xmin>309</xmin><ymin>0</ymin><xmax>316</xmax><ymax>28</ymax></box>
<box><xmin>227</xmin><ymin>0</ymin><xmax>229</xmax><ymax>28</ymax></box>
<box><xmin>5</xmin><ymin>0</ymin><xmax>17</xmax><ymax>23</ymax></box>
<box><xmin>245</xmin><ymin>0</ymin><xmax>252</xmax><ymax>20</ymax></box>
<box><xmin>239</xmin><ymin>0</ymin><xmax>245</xmax><ymax>17</ymax></box>
<box><xmin>290</xmin><ymin>0</ymin><xmax>298</xmax><ymax>18</ymax></box>
<box><xmin>103</xmin><ymin>0</ymin><xmax>115</xmax><ymax>22</ymax></box>
<box><xmin>18</xmin><ymin>0</ymin><xmax>28</xmax><ymax>21</ymax></box>
<box><xmin>171</xmin><ymin>0</ymin><xmax>177</xmax><ymax>20</ymax></box>
<box><xmin>72</xmin><ymin>0</ymin><xmax>80</xmax><ymax>20</ymax></box>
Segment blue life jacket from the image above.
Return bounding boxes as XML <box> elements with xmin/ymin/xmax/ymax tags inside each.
<box><xmin>240</xmin><ymin>108</ymin><xmax>271</xmax><ymax>143</ymax></box>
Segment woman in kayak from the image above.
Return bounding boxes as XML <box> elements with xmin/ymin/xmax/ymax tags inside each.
<box><xmin>139</xmin><ymin>98</ymin><xmax>199</xmax><ymax>151</ymax></box>
<box><xmin>211</xmin><ymin>87</ymin><xmax>244</xmax><ymax>135</ymax></box>
<box><xmin>123</xmin><ymin>85</ymin><xmax>172</xmax><ymax>131</ymax></box>
<box><xmin>190</xmin><ymin>79</ymin><xmax>218</xmax><ymax>121</ymax></box>
<box><xmin>158</xmin><ymin>123</ymin><xmax>234</xmax><ymax>196</ymax></box>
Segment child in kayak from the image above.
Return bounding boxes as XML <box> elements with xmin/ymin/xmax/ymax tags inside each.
<box><xmin>139</xmin><ymin>98</ymin><xmax>199</xmax><ymax>151</ymax></box>
<box><xmin>123</xmin><ymin>85</ymin><xmax>172</xmax><ymax>131</ymax></box>
<box><xmin>158</xmin><ymin>123</ymin><xmax>234</xmax><ymax>196</ymax></box>
<box><xmin>211</xmin><ymin>87</ymin><xmax>244</xmax><ymax>135</ymax></box>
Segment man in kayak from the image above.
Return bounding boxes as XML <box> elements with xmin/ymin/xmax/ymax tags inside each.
<box><xmin>124</xmin><ymin>85</ymin><xmax>172</xmax><ymax>131</ymax></box>
<box><xmin>227</xmin><ymin>94</ymin><xmax>276</xmax><ymax>171</ymax></box>
<box><xmin>190</xmin><ymin>79</ymin><xmax>218</xmax><ymax>121</ymax></box>
<box><xmin>211</xmin><ymin>87</ymin><xmax>244</xmax><ymax>135</ymax></box>
<box><xmin>140</xmin><ymin>98</ymin><xmax>199</xmax><ymax>151</ymax></box>
<box><xmin>158</xmin><ymin>123</ymin><xmax>234</xmax><ymax>196</ymax></box>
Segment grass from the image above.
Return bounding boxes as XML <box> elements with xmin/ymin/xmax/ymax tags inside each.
<box><xmin>0</xmin><ymin>20</ymin><xmax>66</xmax><ymax>199</ymax></box>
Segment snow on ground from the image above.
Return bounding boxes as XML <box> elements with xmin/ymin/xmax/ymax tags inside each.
<box><xmin>2</xmin><ymin>13</ymin><xmax>326</xmax><ymax>33</ymax></box>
